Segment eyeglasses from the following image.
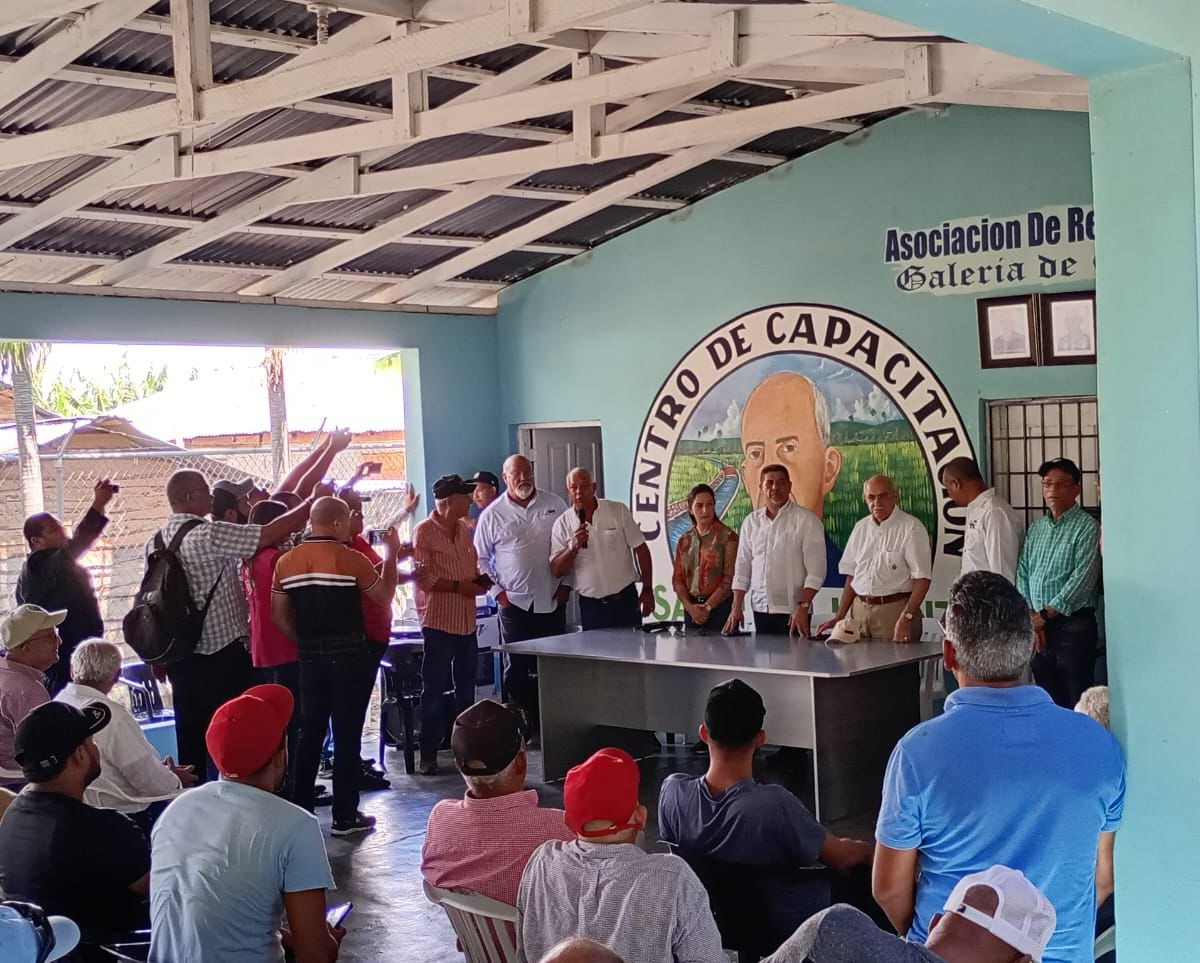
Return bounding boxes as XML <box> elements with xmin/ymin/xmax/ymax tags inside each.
<box><xmin>349</xmin><ymin>510</ymin><xmax>363</xmax><ymax>518</ymax></box>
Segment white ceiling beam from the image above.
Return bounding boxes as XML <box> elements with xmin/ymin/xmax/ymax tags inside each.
<box><xmin>945</xmin><ymin>89</ymin><xmax>1089</xmax><ymax>111</ymax></box>
<box><xmin>0</xmin><ymin>0</ymin><xmax>156</xmax><ymax>115</ymax></box>
<box><xmin>0</xmin><ymin>1</ymin><xmax>99</xmax><ymax>36</ymax></box>
<box><xmin>170</xmin><ymin>0</ymin><xmax>213</xmax><ymax>125</ymax></box>
<box><xmin>368</xmin><ymin>76</ymin><xmax>910</xmax><ymax>303</ymax></box>
<box><xmin>390</xmin><ymin>21</ymin><xmax>427</xmax><ymax>142</ymax></box>
<box><xmin>366</xmin><ymin>138</ymin><xmax>742</xmax><ymax>303</ymax></box>
<box><xmin>578</xmin><ymin>3</ymin><xmax>932</xmax><ymax>38</ymax></box>
<box><xmin>0</xmin><ymin>137</ymin><xmax>176</xmax><ymax>249</ymax></box>
<box><xmin>163</xmin><ymin>33</ymin><xmax>840</xmax><ymax>181</ymax></box>
<box><xmin>0</xmin><ymin>0</ymin><xmax>663</xmax><ymax>174</ymax></box>
<box><xmin>124</xmin><ymin>13</ymin><xmax>312</xmax><ymax>54</ymax></box>
<box><xmin>572</xmin><ymin>53</ymin><xmax>605</xmax><ymax>161</ymax></box>
<box><xmin>81</xmin><ymin>156</ymin><xmax>360</xmax><ymax>286</ymax></box>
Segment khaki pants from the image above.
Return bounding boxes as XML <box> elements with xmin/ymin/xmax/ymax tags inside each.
<box><xmin>851</xmin><ymin>597</ymin><xmax>915</xmax><ymax>642</ymax></box>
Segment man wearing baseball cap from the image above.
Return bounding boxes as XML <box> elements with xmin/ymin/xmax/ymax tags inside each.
<box><xmin>151</xmin><ymin>684</ymin><xmax>342</xmax><ymax>963</ymax></box>
<box><xmin>467</xmin><ymin>470</ymin><xmax>501</xmax><ymax>530</ymax></box>
<box><xmin>0</xmin><ymin>701</ymin><xmax>151</xmax><ymax>933</ymax></box>
<box><xmin>0</xmin><ymin>902</ymin><xmax>81</xmax><ymax>963</ymax></box>
<box><xmin>517</xmin><ymin>748</ymin><xmax>725</xmax><ymax>963</ymax></box>
<box><xmin>659</xmin><ymin>680</ymin><xmax>874</xmax><ymax>953</ymax></box>
<box><xmin>212</xmin><ymin>478</ymin><xmax>269</xmax><ymax>524</ymax></box>
<box><xmin>769</xmin><ymin>865</ymin><xmax>1056</xmax><ymax>963</ymax></box>
<box><xmin>422</xmin><ymin>700</ymin><xmax>571</xmax><ymax>905</ymax></box>
<box><xmin>412</xmin><ymin>474</ymin><xmax>490</xmax><ymax>775</ymax></box>
<box><xmin>0</xmin><ymin>604</ymin><xmax>66</xmax><ymax>778</ymax></box>
<box><xmin>1016</xmin><ymin>457</ymin><xmax>1101</xmax><ymax>708</ymax></box>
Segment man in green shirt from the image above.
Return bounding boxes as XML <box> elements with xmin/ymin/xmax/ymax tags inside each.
<box><xmin>1016</xmin><ymin>458</ymin><xmax>1101</xmax><ymax>707</ymax></box>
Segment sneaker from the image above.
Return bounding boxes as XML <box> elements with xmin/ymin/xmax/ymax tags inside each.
<box><xmin>359</xmin><ymin>770</ymin><xmax>391</xmax><ymax>791</ymax></box>
<box><xmin>331</xmin><ymin>813</ymin><xmax>377</xmax><ymax>836</ymax></box>
<box><xmin>360</xmin><ymin>758</ymin><xmax>386</xmax><ymax>779</ymax></box>
<box><xmin>418</xmin><ymin>754</ymin><xmax>439</xmax><ymax>776</ymax></box>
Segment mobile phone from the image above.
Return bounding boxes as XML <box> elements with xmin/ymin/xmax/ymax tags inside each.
<box><xmin>325</xmin><ymin>902</ymin><xmax>353</xmax><ymax>928</ymax></box>
<box><xmin>367</xmin><ymin>529</ymin><xmax>386</xmax><ymax>545</ymax></box>
<box><xmin>110</xmin><ymin>483</ymin><xmax>120</xmax><ymax>493</ymax></box>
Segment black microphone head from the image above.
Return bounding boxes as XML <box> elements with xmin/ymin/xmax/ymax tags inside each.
<box><xmin>576</xmin><ymin>508</ymin><xmax>587</xmax><ymax>524</ymax></box>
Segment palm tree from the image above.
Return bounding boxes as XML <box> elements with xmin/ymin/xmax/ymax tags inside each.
<box><xmin>0</xmin><ymin>340</ymin><xmax>47</xmax><ymax>516</ymax></box>
<box><xmin>264</xmin><ymin>347</ymin><xmax>290</xmax><ymax>483</ymax></box>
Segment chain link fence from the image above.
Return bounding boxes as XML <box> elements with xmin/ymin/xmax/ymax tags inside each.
<box><xmin>0</xmin><ymin>443</ymin><xmax>413</xmax><ymax>650</ymax></box>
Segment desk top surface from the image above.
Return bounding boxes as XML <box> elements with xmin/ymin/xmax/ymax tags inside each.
<box><xmin>504</xmin><ymin>629</ymin><xmax>943</xmax><ymax>678</ymax></box>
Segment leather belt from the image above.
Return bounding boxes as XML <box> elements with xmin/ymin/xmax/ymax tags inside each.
<box><xmin>858</xmin><ymin>592</ymin><xmax>909</xmax><ymax>605</ymax></box>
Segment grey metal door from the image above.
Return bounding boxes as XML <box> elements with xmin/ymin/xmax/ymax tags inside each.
<box><xmin>520</xmin><ymin>425</ymin><xmax>604</xmax><ymax>497</ymax></box>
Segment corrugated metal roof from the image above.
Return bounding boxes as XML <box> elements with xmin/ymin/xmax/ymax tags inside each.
<box><xmin>193</xmin><ymin>108</ymin><xmax>358</xmax><ymax>151</ymax></box>
<box><xmin>521</xmin><ymin>154</ymin><xmax>661</xmax><ymax>191</ymax></box>
<box><xmin>421</xmin><ymin>195</ymin><xmax>560</xmax><ymax>239</ymax></box>
<box><xmin>0</xmin><ymin>81</ymin><xmax>170</xmax><ymax>133</ymax></box>
<box><xmin>186</xmin><ymin>231</ymin><xmax>336</xmax><ymax>267</ymax></box>
<box><xmin>536</xmin><ymin>206</ymin><xmax>657</xmax><ymax>247</ymax></box>
<box><xmin>14</xmin><ymin>220</ymin><xmax>177</xmax><ymax>256</ymax></box>
<box><xmin>647</xmin><ymin>158</ymin><xmax>763</xmax><ymax>202</ymax></box>
<box><xmin>339</xmin><ymin>242</ymin><xmax>465</xmax><ymax>276</ymax></box>
<box><xmin>0</xmin><ymin>156</ymin><xmax>109</xmax><ymax>203</ymax></box>
<box><xmin>99</xmin><ymin>172</ymin><xmax>288</xmax><ymax>218</ymax></box>
<box><xmin>461</xmin><ymin>250</ymin><xmax>565</xmax><ymax>283</ymax></box>
<box><xmin>372</xmin><ymin>133</ymin><xmax>539</xmax><ymax>172</ymax></box>
<box><xmin>273</xmin><ymin>190</ymin><xmax>446</xmax><ymax>230</ymax></box>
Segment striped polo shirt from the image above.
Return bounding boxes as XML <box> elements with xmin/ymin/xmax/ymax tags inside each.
<box><xmin>272</xmin><ymin>537</ymin><xmax>380</xmax><ymax>645</ymax></box>
<box><xmin>413</xmin><ymin>516</ymin><xmax>479</xmax><ymax>636</ymax></box>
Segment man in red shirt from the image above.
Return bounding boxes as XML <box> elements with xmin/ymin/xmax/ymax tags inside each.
<box><xmin>422</xmin><ymin>699</ymin><xmax>572</xmax><ymax>905</ymax></box>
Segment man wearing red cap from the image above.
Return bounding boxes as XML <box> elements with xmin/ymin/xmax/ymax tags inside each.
<box><xmin>516</xmin><ymin>748</ymin><xmax>725</xmax><ymax>963</ymax></box>
<box><xmin>150</xmin><ymin>685</ymin><xmax>343</xmax><ymax>963</ymax></box>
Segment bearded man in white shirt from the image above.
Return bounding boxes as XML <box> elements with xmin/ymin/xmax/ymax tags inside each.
<box><xmin>723</xmin><ymin>464</ymin><xmax>826</xmax><ymax>636</ymax></box>
<box><xmin>817</xmin><ymin>475</ymin><xmax>931</xmax><ymax>643</ymax></box>
<box><xmin>56</xmin><ymin>640</ymin><xmax>196</xmax><ymax>834</ymax></box>
<box><xmin>939</xmin><ymin>457</ymin><xmax>1024</xmax><ymax>585</ymax></box>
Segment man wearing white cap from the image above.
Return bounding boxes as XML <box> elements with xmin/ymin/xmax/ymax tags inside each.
<box><xmin>768</xmin><ymin>865</ymin><xmax>1055</xmax><ymax>962</ymax></box>
<box><xmin>0</xmin><ymin>604</ymin><xmax>66</xmax><ymax>777</ymax></box>
<box><xmin>0</xmin><ymin>902</ymin><xmax>81</xmax><ymax>963</ymax></box>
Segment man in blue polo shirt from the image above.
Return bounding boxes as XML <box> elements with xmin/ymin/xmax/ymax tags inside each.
<box><xmin>873</xmin><ymin>571</ymin><xmax>1124</xmax><ymax>963</ymax></box>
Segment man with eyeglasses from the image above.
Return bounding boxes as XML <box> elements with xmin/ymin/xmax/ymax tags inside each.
<box><xmin>1016</xmin><ymin>458</ymin><xmax>1101</xmax><ymax>708</ymax></box>
<box><xmin>151</xmin><ymin>470</ymin><xmax>321</xmax><ymax>782</ymax></box>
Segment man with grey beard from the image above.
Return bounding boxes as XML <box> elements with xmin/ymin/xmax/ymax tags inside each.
<box><xmin>474</xmin><ymin>454</ymin><xmax>571</xmax><ymax>734</ymax></box>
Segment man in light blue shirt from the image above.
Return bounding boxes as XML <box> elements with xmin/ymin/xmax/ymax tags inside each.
<box><xmin>873</xmin><ymin>571</ymin><xmax>1124</xmax><ymax>963</ymax></box>
<box><xmin>474</xmin><ymin>454</ymin><xmax>570</xmax><ymax>733</ymax></box>
<box><xmin>150</xmin><ymin>684</ymin><xmax>341</xmax><ymax>963</ymax></box>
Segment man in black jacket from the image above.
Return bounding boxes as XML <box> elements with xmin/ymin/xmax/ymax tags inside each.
<box><xmin>16</xmin><ymin>478</ymin><xmax>117</xmax><ymax>694</ymax></box>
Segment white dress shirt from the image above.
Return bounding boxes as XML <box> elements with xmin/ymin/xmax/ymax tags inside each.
<box><xmin>961</xmin><ymin>488</ymin><xmax>1025</xmax><ymax>584</ymax></box>
<box><xmin>474</xmin><ymin>490</ymin><xmax>568</xmax><ymax>613</ymax></box>
<box><xmin>56</xmin><ymin>682</ymin><xmax>182</xmax><ymax>813</ymax></box>
<box><xmin>839</xmin><ymin>508</ymin><xmax>932</xmax><ymax>597</ymax></box>
<box><xmin>731</xmin><ymin>502</ymin><xmax>827</xmax><ymax>614</ymax></box>
<box><xmin>550</xmin><ymin>498</ymin><xmax>646</xmax><ymax>599</ymax></box>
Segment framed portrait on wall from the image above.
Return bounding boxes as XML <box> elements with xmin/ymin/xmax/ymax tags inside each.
<box><xmin>977</xmin><ymin>295</ymin><xmax>1038</xmax><ymax>369</ymax></box>
<box><xmin>1039</xmin><ymin>290</ymin><xmax>1096</xmax><ymax>365</ymax></box>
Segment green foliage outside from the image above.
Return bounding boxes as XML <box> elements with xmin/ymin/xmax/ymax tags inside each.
<box><xmin>36</xmin><ymin>360</ymin><xmax>169</xmax><ymax>417</ymax></box>
<box><xmin>667</xmin><ymin>423</ymin><xmax>937</xmax><ymax>550</ymax></box>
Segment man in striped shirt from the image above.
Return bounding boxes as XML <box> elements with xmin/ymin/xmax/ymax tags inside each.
<box><xmin>271</xmin><ymin>497</ymin><xmax>402</xmax><ymax>835</ymax></box>
<box><xmin>413</xmin><ymin>475</ymin><xmax>489</xmax><ymax>776</ymax></box>
<box><xmin>1016</xmin><ymin>458</ymin><xmax>1101</xmax><ymax>708</ymax></box>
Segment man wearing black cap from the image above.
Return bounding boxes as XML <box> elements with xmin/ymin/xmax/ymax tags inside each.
<box><xmin>0</xmin><ymin>701</ymin><xmax>151</xmax><ymax>933</ymax></box>
<box><xmin>422</xmin><ymin>699</ymin><xmax>571</xmax><ymax>905</ymax></box>
<box><xmin>468</xmin><ymin>470</ymin><xmax>501</xmax><ymax>532</ymax></box>
<box><xmin>212</xmin><ymin>478</ymin><xmax>269</xmax><ymax>524</ymax></box>
<box><xmin>1016</xmin><ymin>457</ymin><xmax>1101</xmax><ymax>708</ymax></box>
<box><xmin>413</xmin><ymin>475</ymin><xmax>491</xmax><ymax>775</ymax></box>
<box><xmin>659</xmin><ymin>679</ymin><xmax>874</xmax><ymax>955</ymax></box>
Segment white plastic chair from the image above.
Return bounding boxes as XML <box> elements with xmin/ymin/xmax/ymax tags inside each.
<box><xmin>423</xmin><ymin>881</ymin><xmax>520</xmax><ymax>963</ymax></box>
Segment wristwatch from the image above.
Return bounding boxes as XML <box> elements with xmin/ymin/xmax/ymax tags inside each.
<box><xmin>902</xmin><ymin>611</ymin><xmax>914</xmax><ymax>621</ymax></box>
<box><xmin>798</xmin><ymin>601</ymin><xmax>811</xmax><ymax>611</ymax></box>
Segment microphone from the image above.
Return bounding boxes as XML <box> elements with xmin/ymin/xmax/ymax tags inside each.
<box><xmin>576</xmin><ymin>507</ymin><xmax>589</xmax><ymax>547</ymax></box>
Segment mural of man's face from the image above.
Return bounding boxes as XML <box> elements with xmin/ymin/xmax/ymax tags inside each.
<box><xmin>740</xmin><ymin>372</ymin><xmax>842</xmax><ymax>515</ymax></box>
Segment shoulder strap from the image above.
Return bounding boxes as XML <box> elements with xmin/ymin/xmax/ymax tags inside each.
<box><xmin>166</xmin><ymin>518</ymin><xmax>205</xmax><ymax>554</ymax></box>
<box><xmin>154</xmin><ymin>531</ymin><xmax>166</xmax><ymax>553</ymax></box>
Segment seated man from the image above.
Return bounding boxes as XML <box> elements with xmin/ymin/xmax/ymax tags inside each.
<box><xmin>771</xmin><ymin>866</ymin><xmax>1055</xmax><ymax>963</ymax></box>
<box><xmin>517</xmin><ymin>748</ymin><xmax>725</xmax><ymax>963</ymax></box>
<box><xmin>0</xmin><ymin>901</ymin><xmax>81</xmax><ymax>962</ymax></box>
<box><xmin>0</xmin><ymin>605</ymin><xmax>65</xmax><ymax>781</ymax></box>
<box><xmin>422</xmin><ymin>700</ymin><xmax>572</xmax><ymax>905</ymax></box>
<box><xmin>56</xmin><ymin>640</ymin><xmax>196</xmax><ymax>833</ymax></box>
<box><xmin>0</xmin><ymin>701</ymin><xmax>150</xmax><ymax>933</ymax></box>
<box><xmin>659</xmin><ymin>679</ymin><xmax>874</xmax><ymax>948</ymax></box>
<box><xmin>873</xmin><ymin>572</ymin><xmax>1124</xmax><ymax>963</ymax></box>
<box><xmin>150</xmin><ymin>684</ymin><xmax>343</xmax><ymax>963</ymax></box>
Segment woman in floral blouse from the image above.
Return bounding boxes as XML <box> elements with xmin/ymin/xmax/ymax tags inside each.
<box><xmin>671</xmin><ymin>484</ymin><xmax>738</xmax><ymax>632</ymax></box>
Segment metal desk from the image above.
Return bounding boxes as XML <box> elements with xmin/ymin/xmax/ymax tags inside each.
<box><xmin>505</xmin><ymin>629</ymin><xmax>944</xmax><ymax>821</ymax></box>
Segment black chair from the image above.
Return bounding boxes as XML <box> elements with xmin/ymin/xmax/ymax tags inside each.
<box><xmin>80</xmin><ymin>927</ymin><xmax>151</xmax><ymax>962</ymax></box>
<box><xmin>666</xmin><ymin>843</ymin><xmax>831</xmax><ymax>962</ymax></box>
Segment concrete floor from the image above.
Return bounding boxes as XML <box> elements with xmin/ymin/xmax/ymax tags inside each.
<box><xmin>323</xmin><ymin>742</ymin><xmax>876</xmax><ymax>963</ymax></box>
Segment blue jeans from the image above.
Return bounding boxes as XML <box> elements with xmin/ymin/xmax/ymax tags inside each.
<box><xmin>293</xmin><ymin>640</ymin><xmax>377</xmax><ymax>822</ymax></box>
<box><xmin>419</xmin><ymin>628</ymin><xmax>477</xmax><ymax>755</ymax></box>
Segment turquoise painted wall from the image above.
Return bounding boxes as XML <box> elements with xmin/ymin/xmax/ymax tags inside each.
<box><xmin>498</xmin><ymin>106</ymin><xmax>1097</xmax><ymax>499</ymax></box>
<box><xmin>0</xmin><ymin>292</ymin><xmax>503</xmax><ymax>506</ymax></box>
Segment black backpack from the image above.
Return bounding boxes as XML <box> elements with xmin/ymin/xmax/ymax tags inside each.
<box><xmin>122</xmin><ymin>520</ymin><xmax>222</xmax><ymax>665</ymax></box>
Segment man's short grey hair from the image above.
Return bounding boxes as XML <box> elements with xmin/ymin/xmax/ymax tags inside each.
<box><xmin>71</xmin><ymin>639</ymin><xmax>122</xmax><ymax>687</ymax></box>
<box><xmin>944</xmin><ymin>571</ymin><xmax>1033</xmax><ymax>681</ymax></box>
<box><xmin>1075</xmin><ymin>685</ymin><xmax>1110</xmax><ymax>729</ymax></box>
<box><xmin>461</xmin><ymin>750</ymin><xmax>523</xmax><ymax>794</ymax></box>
